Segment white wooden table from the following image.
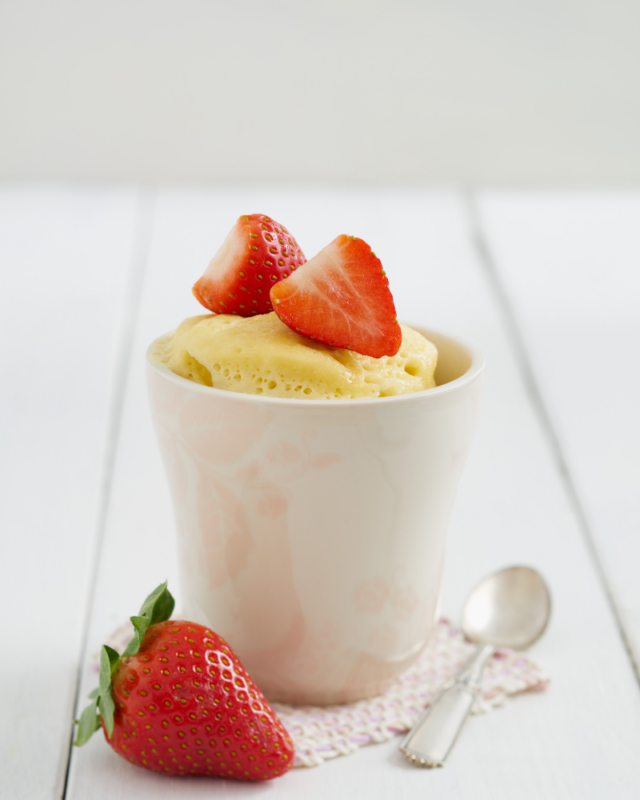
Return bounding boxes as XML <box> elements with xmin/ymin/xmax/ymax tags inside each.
<box><xmin>2</xmin><ymin>187</ymin><xmax>639</xmax><ymax>799</ymax></box>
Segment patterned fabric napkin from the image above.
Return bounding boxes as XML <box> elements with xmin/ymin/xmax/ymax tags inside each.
<box><xmin>273</xmin><ymin>619</ymin><xmax>548</xmax><ymax>767</ymax></box>
<box><xmin>94</xmin><ymin>618</ymin><xmax>548</xmax><ymax>768</ymax></box>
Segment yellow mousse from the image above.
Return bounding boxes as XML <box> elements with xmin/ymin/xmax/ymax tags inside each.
<box><xmin>149</xmin><ymin>313</ymin><xmax>438</xmax><ymax>400</ymax></box>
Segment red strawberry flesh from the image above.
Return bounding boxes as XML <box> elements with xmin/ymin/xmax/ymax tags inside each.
<box><xmin>108</xmin><ymin>620</ymin><xmax>294</xmax><ymax>780</ymax></box>
<box><xmin>193</xmin><ymin>214</ymin><xmax>306</xmax><ymax>316</ymax></box>
<box><xmin>271</xmin><ymin>234</ymin><xmax>402</xmax><ymax>358</ymax></box>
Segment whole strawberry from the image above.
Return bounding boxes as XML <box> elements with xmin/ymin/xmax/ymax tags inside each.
<box><xmin>193</xmin><ymin>214</ymin><xmax>306</xmax><ymax>316</ymax></box>
<box><xmin>75</xmin><ymin>583</ymin><xmax>294</xmax><ymax>780</ymax></box>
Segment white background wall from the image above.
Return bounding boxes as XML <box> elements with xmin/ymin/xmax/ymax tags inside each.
<box><xmin>1</xmin><ymin>0</ymin><xmax>639</xmax><ymax>183</ymax></box>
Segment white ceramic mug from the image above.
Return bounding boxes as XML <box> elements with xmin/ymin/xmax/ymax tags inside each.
<box><xmin>146</xmin><ymin>327</ymin><xmax>484</xmax><ymax>705</ymax></box>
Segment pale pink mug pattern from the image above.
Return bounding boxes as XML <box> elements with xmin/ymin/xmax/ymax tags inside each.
<box><xmin>146</xmin><ymin>327</ymin><xmax>484</xmax><ymax>705</ymax></box>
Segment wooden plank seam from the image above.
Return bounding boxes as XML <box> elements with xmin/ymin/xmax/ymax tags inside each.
<box><xmin>464</xmin><ymin>189</ymin><xmax>640</xmax><ymax>690</ymax></box>
<box><xmin>61</xmin><ymin>188</ymin><xmax>157</xmax><ymax>799</ymax></box>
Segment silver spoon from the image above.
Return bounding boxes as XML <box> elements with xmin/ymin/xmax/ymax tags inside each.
<box><xmin>400</xmin><ymin>565</ymin><xmax>551</xmax><ymax>768</ymax></box>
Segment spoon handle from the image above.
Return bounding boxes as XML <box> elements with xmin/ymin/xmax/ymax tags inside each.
<box><xmin>400</xmin><ymin>642</ymin><xmax>494</xmax><ymax>767</ymax></box>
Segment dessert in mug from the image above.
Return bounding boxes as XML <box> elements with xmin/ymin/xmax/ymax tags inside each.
<box><xmin>146</xmin><ymin>214</ymin><xmax>483</xmax><ymax>707</ymax></box>
<box><xmin>150</xmin><ymin>213</ymin><xmax>438</xmax><ymax>397</ymax></box>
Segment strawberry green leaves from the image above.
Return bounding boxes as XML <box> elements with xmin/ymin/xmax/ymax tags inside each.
<box><xmin>73</xmin><ymin>645</ymin><xmax>120</xmax><ymax>746</ymax></box>
<box><xmin>98</xmin><ymin>687</ymin><xmax>116</xmax><ymax>738</ymax></box>
<box><xmin>120</xmin><ymin>583</ymin><xmax>175</xmax><ymax>657</ymax></box>
<box><xmin>98</xmin><ymin>646</ymin><xmax>120</xmax><ymax>734</ymax></box>
<box><xmin>139</xmin><ymin>581</ymin><xmax>175</xmax><ymax>626</ymax></box>
<box><xmin>74</xmin><ymin>698</ymin><xmax>101</xmax><ymax>746</ymax></box>
<box><xmin>121</xmin><ymin>616</ymin><xmax>149</xmax><ymax>657</ymax></box>
<box><xmin>99</xmin><ymin>645</ymin><xmax>120</xmax><ymax>694</ymax></box>
<box><xmin>74</xmin><ymin>581</ymin><xmax>175</xmax><ymax>746</ymax></box>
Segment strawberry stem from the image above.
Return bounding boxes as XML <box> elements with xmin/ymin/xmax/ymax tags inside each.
<box><xmin>73</xmin><ymin>581</ymin><xmax>175</xmax><ymax>746</ymax></box>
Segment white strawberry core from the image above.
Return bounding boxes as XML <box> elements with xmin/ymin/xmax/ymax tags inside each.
<box><xmin>297</xmin><ymin>241</ymin><xmax>374</xmax><ymax>338</ymax></box>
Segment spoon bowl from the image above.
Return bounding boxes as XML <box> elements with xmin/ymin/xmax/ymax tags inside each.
<box><xmin>463</xmin><ymin>565</ymin><xmax>551</xmax><ymax>650</ymax></box>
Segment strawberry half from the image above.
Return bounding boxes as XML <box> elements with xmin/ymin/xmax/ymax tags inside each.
<box><xmin>75</xmin><ymin>582</ymin><xmax>294</xmax><ymax>781</ymax></box>
<box><xmin>270</xmin><ymin>234</ymin><xmax>402</xmax><ymax>358</ymax></box>
<box><xmin>193</xmin><ymin>214</ymin><xmax>306</xmax><ymax>316</ymax></box>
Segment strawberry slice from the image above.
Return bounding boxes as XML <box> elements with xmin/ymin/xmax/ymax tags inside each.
<box><xmin>193</xmin><ymin>214</ymin><xmax>306</xmax><ymax>316</ymax></box>
<box><xmin>270</xmin><ymin>234</ymin><xmax>402</xmax><ymax>358</ymax></box>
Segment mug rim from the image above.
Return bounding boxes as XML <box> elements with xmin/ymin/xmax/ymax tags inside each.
<box><xmin>145</xmin><ymin>322</ymin><xmax>485</xmax><ymax>407</ymax></box>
